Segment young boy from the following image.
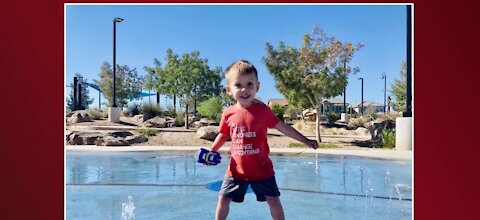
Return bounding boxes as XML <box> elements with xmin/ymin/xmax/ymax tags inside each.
<box><xmin>209</xmin><ymin>60</ymin><xmax>318</xmax><ymax>220</ymax></box>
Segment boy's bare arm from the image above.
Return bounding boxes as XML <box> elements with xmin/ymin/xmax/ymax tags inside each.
<box><xmin>210</xmin><ymin>133</ymin><xmax>229</xmax><ymax>152</ymax></box>
<box><xmin>274</xmin><ymin>121</ymin><xmax>319</xmax><ymax>149</ymax></box>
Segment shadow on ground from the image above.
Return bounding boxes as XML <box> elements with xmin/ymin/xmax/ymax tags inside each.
<box><xmin>350</xmin><ymin>140</ymin><xmax>374</xmax><ymax>148</ymax></box>
<box><xmin>118</xmin><ymin>120</ymin><xmax>138</xmax><ymax>127</ymax></box>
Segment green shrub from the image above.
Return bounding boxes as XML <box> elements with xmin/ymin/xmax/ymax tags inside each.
<box><xmin>288</xmin><ymin>142</ymin><xmax>338</xmax><ymax>148</ymax></box>
<box><xmin>164</xmin><ymin>104</ymin><xmax>177</xmax><ymax>117</ymax></box>
<box><xmin>348</xmin><ymin>117</ymin><xmax>368</xmax><ymax>129</ymax></box>
<box><xmin>271</xmin><ymin>104</ymin><xmax>285</xmax><ymax>121</ymax></box>
<box><xmin>319</xmin><ymin>143</ymin><xmax>338</xmax><ymax>148</ymax></box>
<box><xmin>197</xmin><ymin>97</ymin><xmax>223</xmax><ymax>120</ymax></box>
<box><xmin>379</xmin><ymin>129</ymin><xmax>396</xmax><ymax>149</ymax></box>
<box><xmin>141</xmin><ymin>103</ymin><xmax>163</xmax><ymax>118</ymax></box>
<box><xmin>380</xmin><ymin>112</ymin><xmax>401</xmax><ymax>121</ymax></box>
<box><xmin>288</xmin><ymin>142</ymin><xmax>306</xmax><ymax>148</ymax></box>
<box><xmin>292</xmin><ymin>120</ymin><xmax>316</xmax><ymax>135</ymax></box>
<box><xmin>326</xmin><ymin>113</ymin><xmax>340</xmax><ymax>124</ymax></box>
<box><xmin>86</xmin><ymin>108</ymin><xmax>104</xmax><ymax>120</ymax></box>
<box><xmin>367</xmin><ymin>112</ymin><xmax>378</xmax><ymax>120</ymax></box>
<box><xmin>136</xmin><ymin>128</ymin><xmax>158</xmax><ymax>136</ymax></box>
<box><xmin>175</xmin><ymin>110</ymin><xmax>185</xmax><ymax>126</ymax></box>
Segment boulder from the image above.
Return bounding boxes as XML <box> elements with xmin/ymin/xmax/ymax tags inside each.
<box><xmin>68</xmin><ymin>132</ymin><xmax>103</xmax><ymax>145</ymax></box>
<box><xmin>65</xmin><ymin>130</ymin><xmax>74</xmax><ymax>141</ymax></box>
<box><xmin>199</xmin><ymin>118</ymin><xmax>210</xmax><ymax>125</ymax></box>
<box><xmin>143</xmin><ymin>113</ymin><xmax>155</xmax><ymax>122</ymax></box>
<box><xmin>69</xmin><ymin>111</ymin><xmax>93</xmax><ymax>123</ymax></box>
<box><xmin>367</xmin><ymin>119</ymin><xmax>396</xmax><ymax>145</ymax></box>
<box><xmin>355</xmin><ymin>127</ymin><xmax>369</xmax><ymax>135</ymax></box>
<box><xmin>165</xmin><ymin>117</ymin><xmax>176</xmax><ymax>127</ymax></box>
<box><xmin>95</xmin><ymin>136</ymin><xmax>130</xmax><ymax>146</ymax></box>
<box><xmin>194</xmin><ymin>118</ymin><xmax>218</xmax><ymax>127</ymax></box>
<box><xmin>193</xmin><ymin>121</ymin><xmax>204</xmax><ymax>128</ymax></box>
<box><xmin>132</xmin><ymin>115</ymin><xmax>144</xmax><ymax>123</ymax></box>
<box><xmin>106</xmin><ymin>131</ymin><xmax>134</xmax><ymax>138</ymax></box>
<box><xmin>190</xmin><ymin>115</ymin><xmax>201</xmax><ymax>122</ymax></box>
<box><xmin>142</xmin><ymin>117</ymin><xmax>167</xmax><ymax>128</ymax></box>
<box><xmin>207</xmin><ymin>120</ymin><xmax>218</xmax><ymax>126</ymax></box>
<box><xmin>197</xmin><ymin>126</ymin><xmax>220</xmax><ymax>141</ymax></box>
<box><xmin>125</xmin><ymin>135</ymin><xmax>148</xmax><ymax>144</ymax></box>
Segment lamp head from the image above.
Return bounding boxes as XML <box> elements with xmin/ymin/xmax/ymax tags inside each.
<box><xmin>114</xmin><ymin>17</ymin><xmax>124</xmax><ymax>22</ymax></box>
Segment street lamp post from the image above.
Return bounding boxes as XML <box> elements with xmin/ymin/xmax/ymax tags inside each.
<box><xmin>381</xmin><ymin>72</ymin><xmax>386</xmax><ymax>113</ymax></box>
<box><xmin>358</xmin><ymin>77</ymin><xmax>364</xmax><ymax>116</ymax></box>
<box><xmin>341</xmin><ymin>60</ymin><xmax>349</xmax><ymax>123</ymax></box>
<box><xmin>108</xmin><ymin>17</ymin><xmax>124</xmax><ymax>123</ymax></box>
<box><xmin>343</xmin><ymin>61</ymin><xmax>347</xmax><ymax>114</ymax></box>
<box><xmin>395</xmin><ymin>5</ymin><xmax>413</xmax><ymax>151</ymax></box>
<box><xmin>113</xmin><ymin>17</ymin><xmax>123</xmax><ymax>107</ymax></box>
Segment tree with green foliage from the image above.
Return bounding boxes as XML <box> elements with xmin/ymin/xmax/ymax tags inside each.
<box><xmin>191</xmin><ymin>64</ymin><xmax>223</xmax><ymax>115</ymax></box>
<box><xmin>94</xmin><ymin>61</ymin><xmax>144</xmax><ymax>107</ymax></box>
<box><xmin>67</xmin><ymin>73</ymin><xmax>94</xmax><ymax>110</ymax></box>
<box><xmin>144</xmin><ymin>56</ymin><xmax>178</xmax><ymax>112</ymax></box>
<box><xmin>270</xmin><ymin>104</ymin><xmax>285</xmax><ymax>122</ymax></box>
<box><xmin>264</xmin><ymin>26</ymin><xmax>363</xmax><ymax>142</ymax></box>
<box><xmin>145</xmin><ymin>49</ymin><xmax>224</xmax><ymax>128</ymax></box>
<box><xmin>143</xmin><ymin>63</ymin><xmax>159</xmax><ymax>105</ymax></box>
<box><xmin>285</xmin><ymin>105</ymin><xmax>303</xmax><ymax>120</ymax></box>
<box><xmin>390</xmin><ymin>61</ymin><xmax>407</xmax><ymax>112</ymax></box>
<box><xmin>220</xmin><ymin>89</ymin><xmax>235</xmax><ymax>107</ymax></box>
<box><xmin>197</xmin><ymin>97</ymin><xmax>223</xmax><ymax>120</ymax></box>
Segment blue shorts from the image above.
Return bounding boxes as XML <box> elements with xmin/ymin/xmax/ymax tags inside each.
<box><xmin>220</xmin><ymin>175</ymin><xmax>281</xmax><ymax>203</ymax></box>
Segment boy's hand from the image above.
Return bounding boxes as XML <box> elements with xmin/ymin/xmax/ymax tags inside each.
<box><xmin>196</xmin><ymin>148</ymin><xmax>222</xmax><ymax>166</ymax></box>
<box><xmin>305</xmin><ymin>139</ymin><xmax>319</xmax><ymax>149</ymax></box>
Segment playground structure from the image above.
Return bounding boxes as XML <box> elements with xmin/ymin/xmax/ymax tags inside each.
<box><xmin>69</xmin><ymin>76</ymin><xmax>157</xmax><ymax>111</ymax></box>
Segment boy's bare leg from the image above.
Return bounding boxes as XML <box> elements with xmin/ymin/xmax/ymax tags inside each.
<box><xmin>215</xmin><ymin>195</ymin><xmax>232</xmax><ymax>220</ymax></box>
<box><xmin>266</xmin><ymin>197</ymin><xmax>285</xmax><ymax>220</ymax></box>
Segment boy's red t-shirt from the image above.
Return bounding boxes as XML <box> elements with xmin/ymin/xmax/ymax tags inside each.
<box><xmin>218</xmin><ymin>102</ymin><xmax>280</xmax><ymax>181</ymax></box>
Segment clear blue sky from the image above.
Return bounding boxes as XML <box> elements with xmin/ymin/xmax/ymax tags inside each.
<box><xmin>66</xmin><ymin>4</ymin><xmax>407</xmax><ymax>109</ymax></box>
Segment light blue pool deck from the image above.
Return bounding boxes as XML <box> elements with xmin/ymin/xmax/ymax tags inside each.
<box><xmin>66</xmin><ymin>150</ymin><xmax>412</xmax><ymax>220</ymax></box>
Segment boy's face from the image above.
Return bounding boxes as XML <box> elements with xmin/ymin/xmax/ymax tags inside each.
<box><xmin>226</xmin><ymin>72</ymin><xmax>260</xmax><ymax>108</ymax></box>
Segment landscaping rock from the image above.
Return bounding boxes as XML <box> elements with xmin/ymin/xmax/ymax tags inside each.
<box><xmin>196</xmin><ymin>126</ymin><xmax>230</xmax><ymax>141</ymax></box>
<box><xmin>199</xmin><ymin>118</ymin><xmax>218</xmax><ymax>126</ymax></box>
<box><xmin>197</xmin><ymin>126</ymin><xmax>219</xmax><ymax>141</ymax></box>
<box><xmin>143</xmin><ymin>117</ymin><xmax>167</xmax><ymax>128</ymax></box>
<box><xmin>125</xmin><ymin>135</ymin><xmax>148</xmax><ymax>144</ymax></box>
<box><xmin>199</xmin><ymin>118</ymin><xmax>209</xmax><ymax>125</ymax></box>
<box><xmin>165</xmin><ymin>117</ymin><xmax>176</xmax><ymax>127</ymax></box>
<box><xmin>207</xmin><ymin>120</ymin><xmax>218</xmax><ymax>126</ymax></box>
<box><xmin>190</xmin><ymin>115</ymin><xmax>201</xmax><ymax>122</ymax></box>
<box><xmin>68</xmin><ymin>132</ymin><xmax>103</xmax><ymax>145</ymax></box>
<box><xmin>106</xmin><ymin>131</ymin><xmax>134</xmax><ymax>138</ymax></box>
<box><xmin>143</xmin><ymin>113</ymin><xmax>155</xmax><ymax>122</ymax></box>
<box><xmin>95</xmin><ymin>136</ymin><xmax>130</xmax><ymax>146</ymax></box>
<box><xmin>355</xmin><ymin>127</ymin><xmax>369</xmax><ymax>135</ymax></box>
<box><xmin>132</xmin><ymin>115</ymin><xmax>144</xmax><ymax>123</ymax></box>
<box><xmin>65</xmin><ymin>130</ymin><xmax>74</xmax><ymax>141</ymax></box>
<box><xmin>367</xmin><ymin>119</ymin><xmax>396</xmax><ymax>145</ymax></box>
<box><xmin>193</xmin><ymin>121</ymin><xmax>204</xmax><ymax>128</ymax></box>
<box><xmin>69</xmin><ymin>111</ymin><xmax>93</xmax><ymax>123</ymax></box>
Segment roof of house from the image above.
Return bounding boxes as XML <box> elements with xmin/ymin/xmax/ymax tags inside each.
<box><xmin>350</xmin><ymin>101</ymin><xmax>383</xmax><ymax>107</ymax></box>
<box><xmin>323</xmin><ymin>98</ymin><xmax>347</xmax><ymax>105</ymax></box>
<box><xmin>267</xmin><ymin>99</ymin><xmax>289</xmax><ymax>107</ymax></box>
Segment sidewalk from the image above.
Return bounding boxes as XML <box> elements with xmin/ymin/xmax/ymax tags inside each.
<box><xmin>65</xmin><ymin>145</ymin><xmax>412</xmax><ymax>161</ymax></box>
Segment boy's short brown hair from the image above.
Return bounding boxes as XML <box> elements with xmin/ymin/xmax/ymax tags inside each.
<box><xmin>225</xmin><ymin>60</ymin><xmax>258</xmax><ymax>83</ymax></box>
